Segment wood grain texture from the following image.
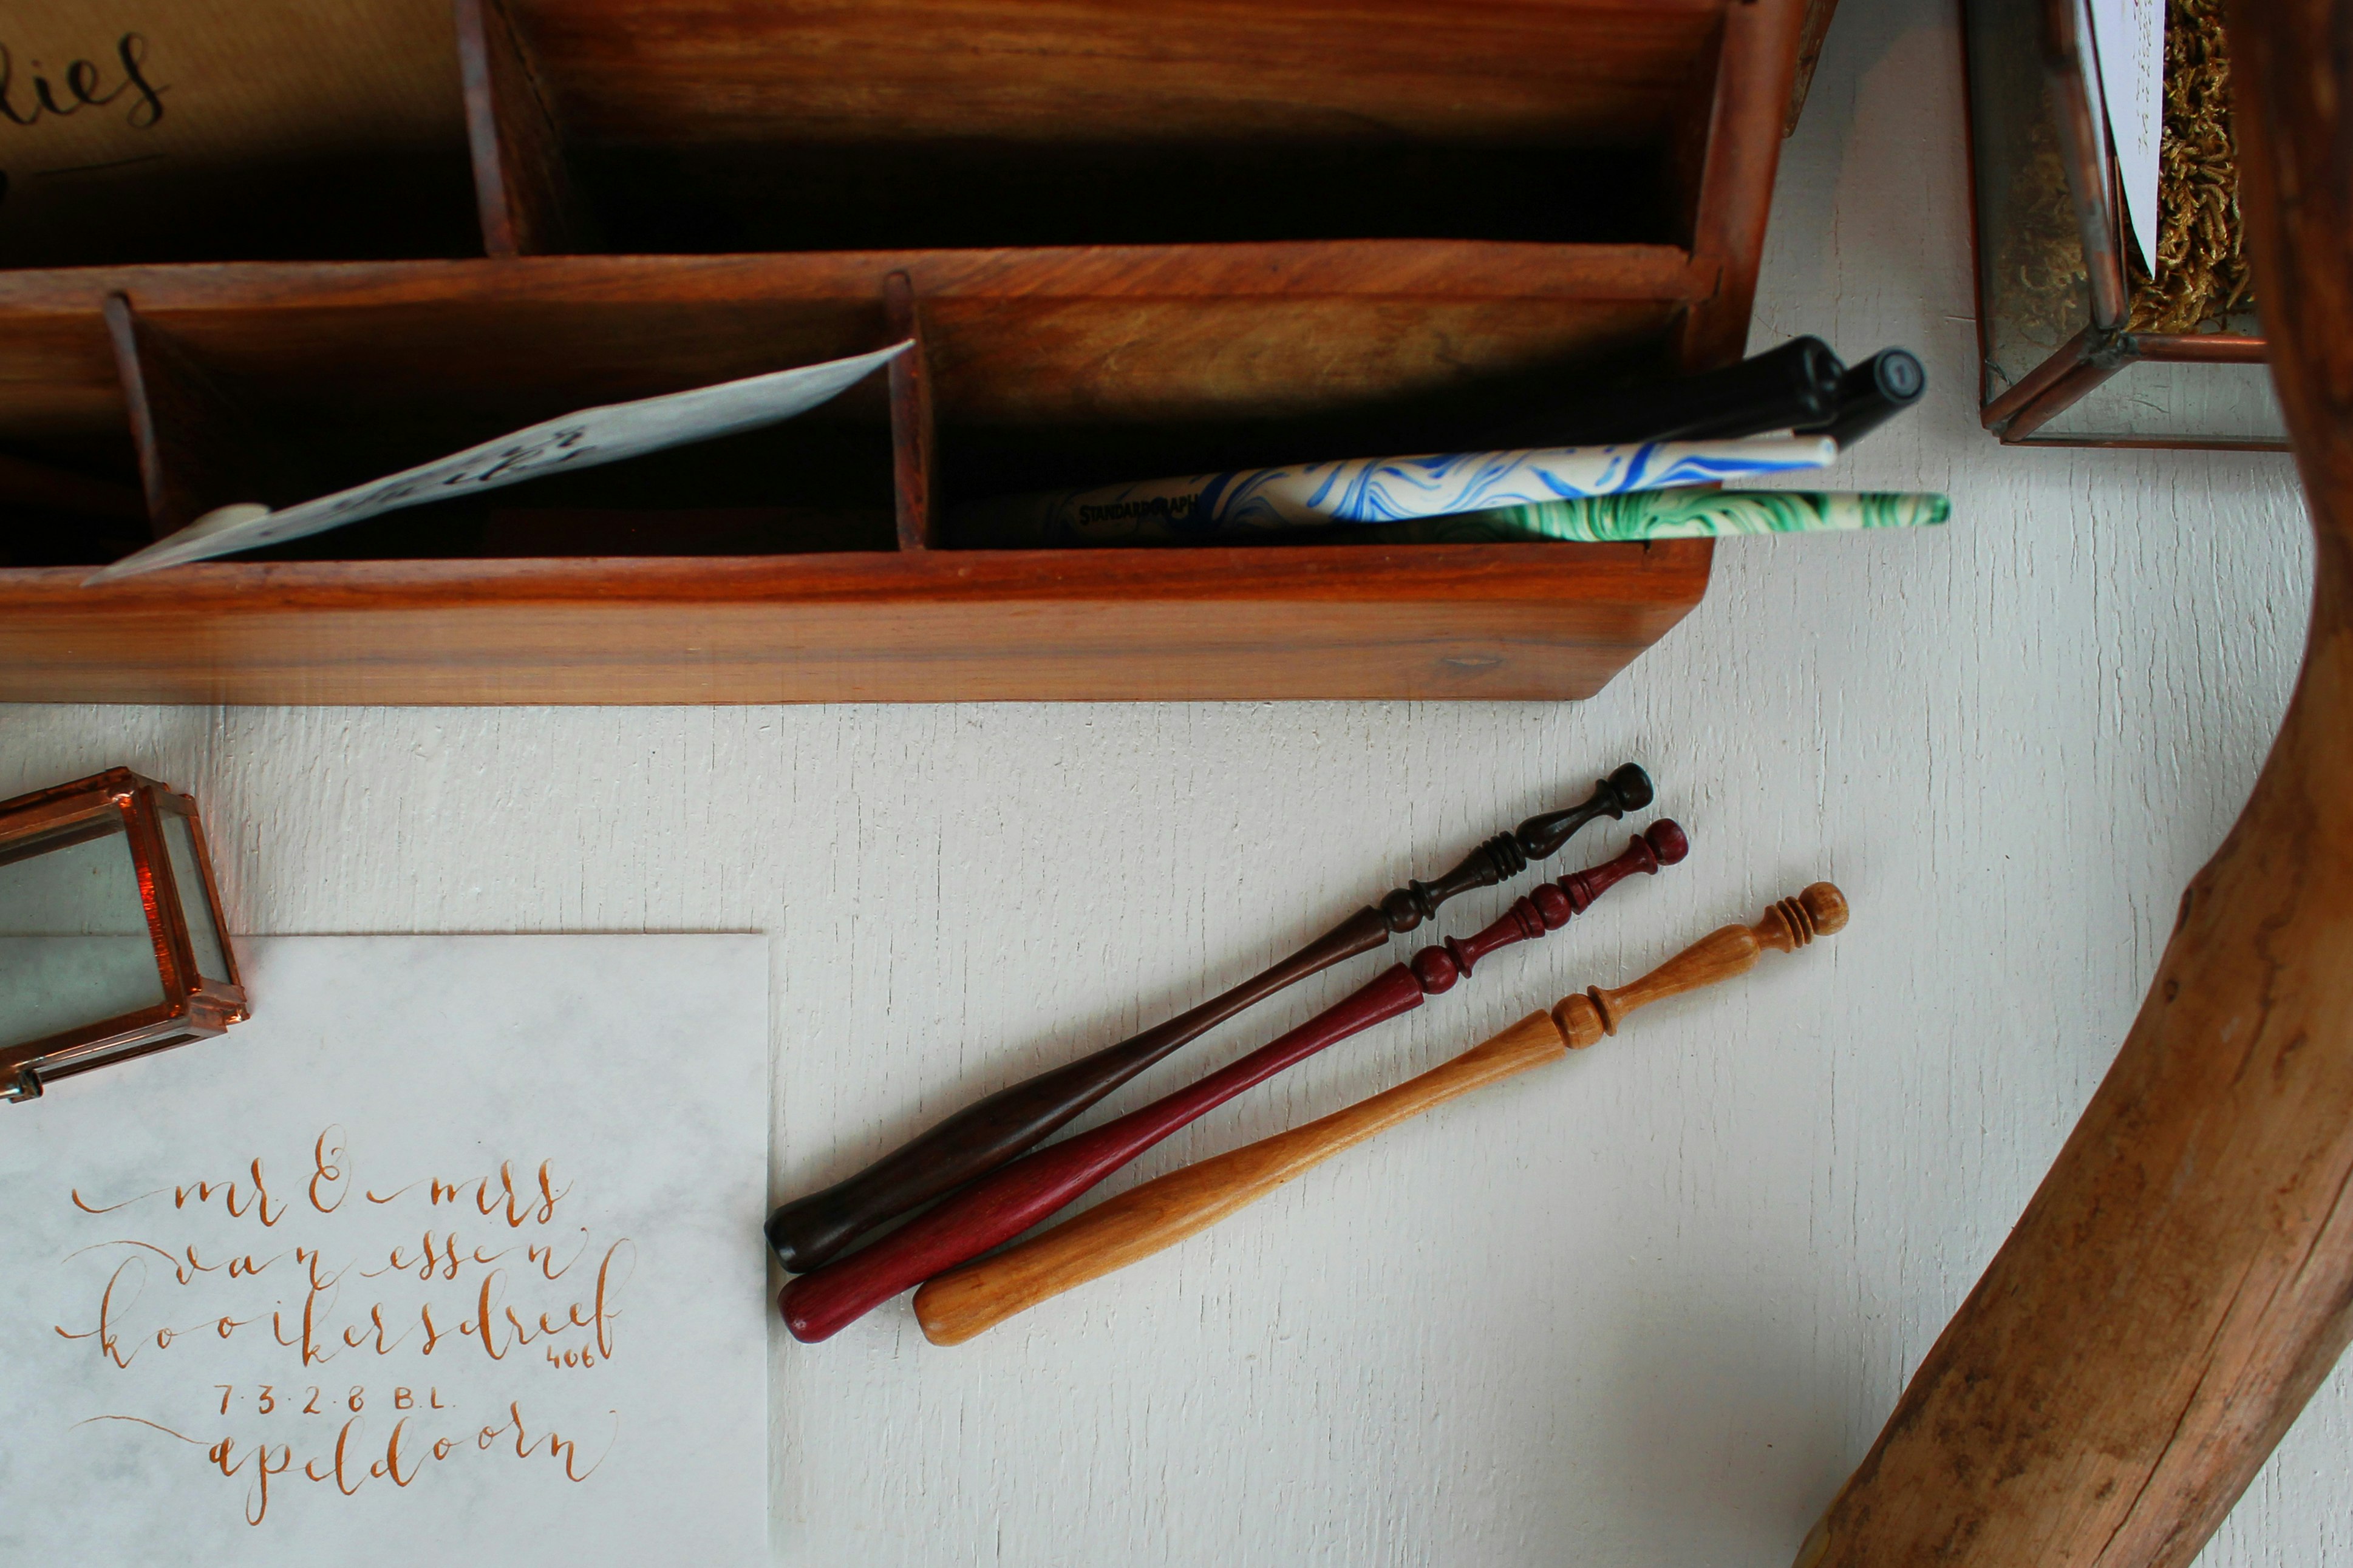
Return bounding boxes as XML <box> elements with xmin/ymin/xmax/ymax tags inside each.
<box><xmin>1785</xmin><ymin>0</ymin><xmax>1843</xmax><ymax>134</ymax></box>
<box><xmin>1794</xmin><ymin>0</ymin><xmax>2353</xmax><ymax>1563</ymax></box>
<box><xmin>0</xmin><ymin>540</ymin><xmax>1711</xmax><ymax>704</ymax></box>
<box><xmin>1570</xmin><ymin>881</ymin><xmax>1846</xmax><ymax>1041</ymax></box>
<box><xmin>456</xmin><ymin>0</ymin><xmax>587</xmax><ymax>256</ymax></box>
<box><xmin>0</xmin><ymin>247</ymin><xmax>1708</xmax><ymax>441</ymax></box>
<box><xmin>0</xmin><ymin>5</ymin><xmax>2334</xmax><ymax>1562</ymax></box>
<box><xmin>0</xmin><ymin>237</ymin><xmax>1729</xmax><ymax>704</ymax></box>
<box><xmin>103</xmin><ymin>295</ymin><xmax>279</xmax><ymax>539</ymax></box>
<box><xmin>914</xmin><ymin>1011</ymin><xmax>1572</xmax><ymax>1346</ymax></box>
<box><xmin>512</xmin><ymin>0</ymin><xmax>1726</xmax><ymax>147</ymax></box>
<box><xmin>885</xmin><ymin>272</ymin><xmax>936</xmax><ymax>553</ymax></box>
<box><xmin>1682</xmin><ymin>0</ymin><xmax>1805</xmax><ymax>367</ymax></box>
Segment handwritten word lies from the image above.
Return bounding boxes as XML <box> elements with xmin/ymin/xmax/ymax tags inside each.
<box><xmin>0</xmin><ymin>35</ymin><xmax>166</xmax><ymax>131</ymax></box>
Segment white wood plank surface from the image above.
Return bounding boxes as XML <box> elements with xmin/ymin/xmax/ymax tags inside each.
<box><xmin>0</xmin><ymin>0</ymin><xmax>2335</xmax><ymax>1561</ymax></box>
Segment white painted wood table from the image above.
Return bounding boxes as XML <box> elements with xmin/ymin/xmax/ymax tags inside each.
<box><xmin>2</xmin><ymin>1</ymin><xmax>2335</xmax><ymax>1561</ymax></box>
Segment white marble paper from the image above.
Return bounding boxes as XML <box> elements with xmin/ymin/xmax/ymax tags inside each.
<box><xmin>0</xmin><ymin>935</ymin><xmax>769</xmax><ymax>1567</ymax></box>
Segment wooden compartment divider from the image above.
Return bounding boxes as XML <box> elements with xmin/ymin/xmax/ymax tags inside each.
<box><xmin>885</xmin><ymin>271</ymin><xmax>938</xmax><ymax>555</ymax></box>
<box><xmin>1679</xmin><ymin>0</ymin><xmax>1807</xmax><ymax>367</ymax></box>
<box><xmin>103</xmin><ymin>294</ymin><xmax>288</xmax><ymax>541</ymax></box>
<box><xmin>457</xmin><ymin>0</ymin><xmax>591</xmax><ymax>257</ymax></box>
<box><xmin>0</xmin><ymin>0</ymin><xmax>1807</xmax><ymax>704</ymax></box>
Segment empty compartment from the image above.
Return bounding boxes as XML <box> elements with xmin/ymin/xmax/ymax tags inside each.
<box><xmin>505</xmin><ymin>0</ymin><xmax>1729</xmax><ymax>253</ymax></box>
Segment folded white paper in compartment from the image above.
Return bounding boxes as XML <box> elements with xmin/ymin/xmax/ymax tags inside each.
<box><xmin>2087</xmin><ymin>0</ymin><xmax>2165</xmax><ymax>273</ymax></box>
<box><xmin>87</xmin><ymin>341</ymin><xmax>910</xmax><ymax>583</ymax></box>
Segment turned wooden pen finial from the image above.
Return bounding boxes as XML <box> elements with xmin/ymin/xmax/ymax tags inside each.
<box><xmin>1376</xmin><ymin>764</ymin><xmax>1653</xmax><ymax>932</ymax></box>
<box><xmin>1407</xmin><ymin>820</ymin><xmax>1688</xmax><ymax>994</ymax></box>
<box><xmin>1520</xmin><ymin>762</ymin><xmax>1653</xmax><ymax>859</ymax></box>
<box><xmin>1763</xmin><ymin>881</ymin><xmax>1847</xmax><ymax>949</ymax></box>
<box><xmin>1552</xmin><ymin>880</ymin><xmax>1847</xmax><ymax>1048</ymax></box>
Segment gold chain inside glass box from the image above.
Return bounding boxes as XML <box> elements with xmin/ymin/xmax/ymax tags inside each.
<box><xmin>1964</xmin><ymin>0</ymin><xmax>2286</xmax><ymax>448</ymax></box>
<box><xmin>1</xmin><ymin>767</ymin><xmax>245</xmax><ymax>1101</ymax></box>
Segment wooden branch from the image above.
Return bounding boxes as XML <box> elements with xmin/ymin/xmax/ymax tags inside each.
<box><xmin>1797</xmin><ymin>1</ymin><xmax>2353</xmax><ymax>1562</ymax></box>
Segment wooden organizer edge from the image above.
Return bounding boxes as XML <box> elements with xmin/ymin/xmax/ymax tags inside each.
<box><xmin>0</xmin><ymin>540</ymin><xmax>1714</xmax><ymax>705</ymax></box>
<box><xmin>0</xmin><ymin>0</ymin><xmax>1801</xmax><ymax>705</ymax></box>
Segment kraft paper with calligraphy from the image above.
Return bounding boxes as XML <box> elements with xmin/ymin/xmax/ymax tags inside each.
<box><xmin>0</xmin><ymin>934</ymin><xmax>769</xmax><ymax>1566</ymax></box>
<box><xmin>0</xmin><ymin>1</ymin><xmax>470</xmax><ymax>267</ymax></box>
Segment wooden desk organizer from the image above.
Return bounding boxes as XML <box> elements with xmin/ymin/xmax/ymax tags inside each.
<box><xmin>0</xmin><ymin>0</ymin><xmax>1804</xmax><ymax>704</ymax></box>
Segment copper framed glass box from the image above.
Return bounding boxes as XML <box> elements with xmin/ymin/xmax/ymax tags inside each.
<box><xmin>1</xmin><ymin>767</ymin><xmax>245</xmax><ymax>1101</ymax></box>
<box><xmin>1963</xmin><ymin>0</ymin><xmax>2286</xmax><ymax>448</ymax></box>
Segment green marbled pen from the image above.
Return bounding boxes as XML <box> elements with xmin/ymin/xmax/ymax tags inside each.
<box><xmin>1332</xmin><ymin>487</ymin><xmax>1949</xmax><ymax>545</ymax></box>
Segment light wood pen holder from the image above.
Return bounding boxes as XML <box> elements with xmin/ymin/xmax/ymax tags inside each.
<box><xmin>913</xmin><ymin>881</ymin><xmax>1848</xmax><ymax>1345</ymax></box>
